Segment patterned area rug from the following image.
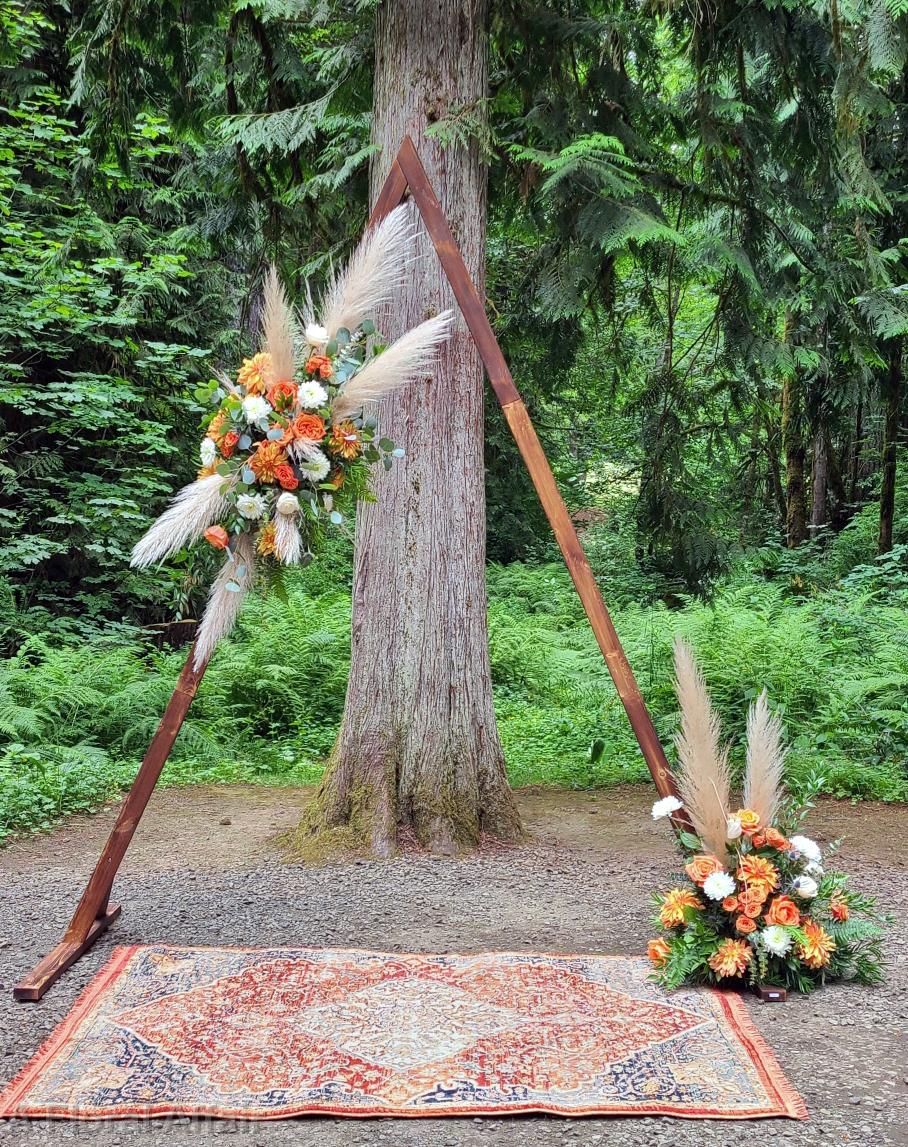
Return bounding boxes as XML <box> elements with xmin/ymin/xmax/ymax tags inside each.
<box><xmin>1</xmin><ymin>945</ymin><xmax>805</xmax><ymax>1121</ymax></box>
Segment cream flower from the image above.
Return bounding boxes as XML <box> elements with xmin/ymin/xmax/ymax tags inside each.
<box><xmin>651</xmin><ymin>795</ymin><xmax>683</xmax><ymax>821</ymax></box>
<box><xmin>790</xmin><ymin>835</ymin><xmax>822</xmax><ymax>864</ymax></box>
<box><xmin>200</xmin><ymin>437</ymin><xmax>217</xmax><ymax>467</ymax></box>
<box><xmin>297</xmin><ymin>447</ymin><xmax>331</xmax><ymax>483</ymax></box>
<box><xmin>761</xmin><ymin>925</ymin><xmax>793</xmax><ymax>957</ymax></box>
<box><xmin>726</xmin><ymin>815</ymin><xmax>743</xmax><ymax>841</ymax></box>
<box><xmin>297</xmin><ymin>380</ymin><xmax>329</xmax><ymax>409</ymax></box>
<box><xmin>236</xmin><ymin>493</ymin><xmax>267</xmax><ymax>520</ymax></box>
<box><xmin>305</xmin><ymin>322</ymin><xmax>329</xmax><ymax>346</ymax></box>
<box><xmin>791</xmin><ymin>875</ymin><xmax>819</xmax><ymax>899</ymax></box>
<box><xmin>276</xmin><ymin>492</ymin><xmax>299</xmax><ymax>516</ymax></box>
<box><xmin>703</xmin><ymin>870</ymin><xmax>737</xmax><ymax>902</ymax></box>
<box><xmin>242</xmin><ymin>395</ymin><xmax>272</xmax><ymax>424</ymax></box>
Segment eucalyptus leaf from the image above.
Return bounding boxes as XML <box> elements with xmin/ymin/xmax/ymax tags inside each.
<box><xmin>224</xmin><ymin>580</ymin><xmax>242</xmax><ymax>593</ymax></box>
<box><xmin>242</xmin><ymin>467</ymin><xmax>255</xmax><ymax>484</ymax></box>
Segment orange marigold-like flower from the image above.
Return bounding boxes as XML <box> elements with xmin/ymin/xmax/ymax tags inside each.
<box><xmin>197</xmin><ymin>462</ymin><xmax>219</xmax><ymax>479</ymax></box>
<box><xmin>221</xmin><ymin>430</ymin><xmax>239</xmax><ymax>458</ymax></box>
<box><xmin>256</xmin><ymin>521</ymin><xmax>277</xmax><ymax>557</ymax></box>
<box><xmin>274</xmin><ymin>463</ymin><xmax>299</xmax><ymax>491</ymax></box>
<box><xmin>722</xmin><ymin>896</ymin><xmax>739</xmax><ymax>913</ymax></box>
<box><xmin>830</xmin><ymin>896</ymin><xmax>849</xmax><ymax>923</ymax></box>
<box><xmin>764</xmin><ymin>827</ymin><xmax>791</xmax><ymax>851</ymax></box>
<box><xmin>305</xmin><ymin>354</ymin><xmax>333</xmax><ymax>379</ymax></box>
<box><xmin>249</xmin><ymin>440</ymin><xmax>288</xmax><ymax>484</ymax></box>
<box><xmin>266</xmin><ymin>379</ymin><xmax>298</xmax><ymax>411</ymax></box>
<box><xmin>658</xmin><ymin>888</ymin><xmax>703</xmax><ymax>929</ymax></box>
<box><xmin>330</xmin><ymin>420</ymin><xmax>362</xmax><ymax>460</ymax></box>
<box><xmin>737</xmin><ymin>854</ymin><xmax>780</xmax><ymax>896</ymax></box>
<box><xmin>764</xmin><ymin>895</ymin><xmax>800</xmax><ymax>927</ymax></box>
<box><xmin>708</xmin><ymin>939</ymin><xmax>752</xmax><ymax>980</ymax></box>
<box><xmin>797</xmin><ymin>919</ymin><xmax>836</xmax><ymax>970</ymax></box>
<box><xmin>648</xmin><ymin>938</ymin><xmax>671</xmax><ymax>967</ymax></box>
<box><xmin>735</xmin><ymin>915</ymin><xmax>757</xmax><ymax>935</ymax></box>
<box><xmin>328</xmin><ymin>468</ymin><xmax>346</xmax><ymax>489</ymax></box>
<box><xmin>207</xmin><ymin>410</ymin><xmax>228</xmax><ymax>442</ymax></box>
<box><xmin>203</xmin><ymin>525</ymin><xmax>229</xmax><ymax>550</ymax></box>
<box><xmin>733</xmin><ymin>808</ymin><xmax>761</xmax><ymax>836</ymax></box>
<box><xmin>685</xmin><ymin>855</ymin><xmax>725</xmax><ymax>887</ymax></box>
<box><xmin>237</xmin><ymin>352</ymin><xmax>272</xmax><ymax>395</ymax></box>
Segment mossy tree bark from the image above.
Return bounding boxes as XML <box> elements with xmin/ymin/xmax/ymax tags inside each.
<box><xmin>293</xmin><ymin>0</ymin><xmax>522</xmax><ymax>858</ymax></box>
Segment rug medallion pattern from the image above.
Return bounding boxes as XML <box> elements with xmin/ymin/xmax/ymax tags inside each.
<box><xmin>0</xmin><ymin>946</ymin><xmax>805</xmax><ymax>1120</ymax></box>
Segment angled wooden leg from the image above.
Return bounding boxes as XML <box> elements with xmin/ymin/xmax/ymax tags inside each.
<box><xmin>14</xmin><ymin>643</ymin><xmax>209</xmax><ymax>1001</ymax></box>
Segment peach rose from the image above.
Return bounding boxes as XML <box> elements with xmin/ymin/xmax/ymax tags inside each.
<box><xmin>203</xmin><ymin>525</ymin><xmax>229</xmax><ymax>550</ymax></box>
<box><xmin>764</xmin><ymin>895</ymin><xmax>800</xmax><ymax>927</ymax></box>
<box><xmin>648</xmin><ymin>938</ymin><xmax>671</xmax><ymax>967</ymax></box>
<box><xmin>733</xmin><ymin>808</ymin><xmax>761</xmax><ymax>836</ymax></box>
<box><xmin>735</xmin><ymin>915</ymin><xmax>757</xmax><ymax>935</ymax></box>
<box><xmin>685</xmin><ymin>855</ymin><xmax>724</xmax><ymax>887</ymax></box>
<box><xmin>722</xmin><ymin>896</ymin><xmax>739</xmax><ymax>913</ymax></box>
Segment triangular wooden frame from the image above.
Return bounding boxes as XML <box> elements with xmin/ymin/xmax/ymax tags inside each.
<box><xmin>14</xmin><ymin>138</ymin><xmax>686</xmax><ymax>1002</ymax></box>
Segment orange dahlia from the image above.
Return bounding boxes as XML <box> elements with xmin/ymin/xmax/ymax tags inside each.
<box><xmin>658</xmin><ymin>888</ymin><xmax>703</xmax><ymax>929</ymax></box>
<box><xmin>197</xmin><ymin>462</ymin><xmax>219</xmax><ymax>479</ymax></box>
<box><xmin>737</xmin><ymin>854</ymin><xmax>780</xmax><ymax>897</ymax></box>
<box><xmin>708</xmin><ymin>939</ymin><xmax>751</xmax><ymax>980</ymax></box>
<box><xmin>330</xmin><ymin>420</ymin><xmax>363</xmax><ymax>460</ymax></box>
<box><xmin>206</xmin><ymin>410</ymin><xmax>228</xmax><ymax>442</ymax></box>
<box><xmin>648</xmin><ymin>938</ymin><xmax>671</xmax><ymax>967</ymax></box>
<box><xmin>249</xmin><ymin>440</ymin><xmax>288</xmax><ymax>484</ymax></box>
<box><xmin>256</xmin><ymin>521</ymin><xmax>277</xmax><ymax>556</ymax></box>
<box><xmin>237</xmin><ymin>352</ymin><xmax>272</xmax><ymax>395</ymax></box>
<box><xmin>685</xmin><ymin>854</ymin><xmax>724</xmax><ymax>886</ymax></box>
<box><xmin>764</xmin><ymin>895</ymin><xmax>800</xmax><ymax>927</ymax></box>
<box><xmin>797</xmin><ymin>920</ymin><xmax>836</xmax><ymax>970</ymax></box>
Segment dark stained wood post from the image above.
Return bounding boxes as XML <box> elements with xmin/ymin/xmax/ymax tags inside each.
<box><xmin>15</xmin><ymin>137</ymin><xmax>686</xmax><ymax>1002</ymax></box>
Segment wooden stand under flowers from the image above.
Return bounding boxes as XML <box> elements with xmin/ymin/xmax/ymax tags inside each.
<box><xmin>14</xmin><ymin>137</ymin><xmax>692</xmax><ymax>1002</ymax></box>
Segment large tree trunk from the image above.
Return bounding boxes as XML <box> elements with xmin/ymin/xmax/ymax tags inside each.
<box><xmin>781</xmin><ymin>370</ymin><xmax>807</xmax><ymax>547</ymax></box>
<box><xmin>878</xmin><ymin>348</ymin><xmax>902</xmax><ymax>554</ymax></box>
<box><xmin>809</xmin><ymin>430</ymin><xmax>828</xmax><ymax>536</ymax></box>
<box><xmin>292</xmin><ymin>0</ymin><xmax>521</xmax><ymax>858</ymax></box>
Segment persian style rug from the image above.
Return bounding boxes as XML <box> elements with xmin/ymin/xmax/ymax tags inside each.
<box><xmin>0</xmin><ymin>945</ymin><xmax>805</xmax><ymax>1121</ymax></box>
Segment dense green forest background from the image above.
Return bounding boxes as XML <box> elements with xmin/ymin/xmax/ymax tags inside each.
<box><xmin>1</xmin><ymin>0</ymin><xmax>907</xmax><ymax>841</ymax></box>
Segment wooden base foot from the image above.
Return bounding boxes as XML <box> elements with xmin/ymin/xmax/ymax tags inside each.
<box><xmin>13</xmin><ymin>905</ymin><xmax>122</xmax><ymax>1002</ymax></box>
<box><xmin>755</xmin><ymin>983</ymin><xmax>788</xmax><ymax>1003</ymax></box>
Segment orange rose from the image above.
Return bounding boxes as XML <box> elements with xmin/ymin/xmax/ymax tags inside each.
<box><xmin>764</xmin><ymin>827</ymin><xmax>790</xmax><ymax>851</ymax></box>
<box><xmin>735</xmin><ymin>915</ymin><xmax>757</xmax><ymax>935</ymax></box>
<box><xmin>738</xmin><ymin>887</ymin><xmax>767</xmax><ymax>919</ymax></box>
<box><xmin>722</xmin><ymin>896</ymin><xmax>739</xmax><ymax>913</ymax></box>
<box><xmin>685</xmin><ymin>855</ymin><xmax>725</xmax><ymax>887</ymax></box>
<box><xmin>266</xmin><ymin>379</ymin><xmax>298</xmax><ymax>411</ymax></box>
<box><xmin>203</xmin><ymin>525</ymin><xmax>229</xmax><ymax>550</ymax></box>
<box><xmin>305</xmin><ymin>354</ymin><xmax>333</xmax><ymax>379</ymax></box>
<box><xmin>764</xmin><ymin>895</ymin><xmax>800</xmax><ymax>927</ymax></box>
<box><xmin>221</xmin><ymin>430</ymin><xmax>239</xmax><ymax>458</ymax></box>
<box><xmin>274</xmin><ymin>463</ymin><xmax>299</xmax><ymax>491</ymax></box>
<box><xmin>751</xmin><ymin>832</ymin><xmax>767</xmax><ymax>849</ymax></box>
<box><xmin>290</xmin><ymin>413</ymin><xmax>326</xmax><ymax>442</ymax></box>
<box><xmin>830</xmin><ymin>896</ymin><xmax>849</xmax><ymax>923</ymax></box>
<box><xmin>733</xmin><ymin>809</ymin><xmax>761</xmax><ymax>836</ymax></box>
<box><xmin>648</xmin><ymin>938</ymin><xmax>671</xmax><ymax>967</ymax></box>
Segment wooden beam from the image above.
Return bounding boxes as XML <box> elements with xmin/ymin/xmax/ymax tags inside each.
<box><xmin>13</xmin><ymin>905</ymin><xmax>122</xmax><ymax>1002</ymax></box>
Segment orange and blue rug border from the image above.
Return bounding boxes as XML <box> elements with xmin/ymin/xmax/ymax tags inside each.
<box><xmin>0</xmin><ymin>945</ymin><xmax>807</xmax><ymax>1121</ymax></box>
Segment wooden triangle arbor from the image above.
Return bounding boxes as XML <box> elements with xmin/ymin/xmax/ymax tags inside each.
<box><xmin>14</xmin><ymin>138</ymin><xmax>687</xmax><ymax>1003</ymax></box>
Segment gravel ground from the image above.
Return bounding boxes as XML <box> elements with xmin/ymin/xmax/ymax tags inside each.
<box><xmin>0</xmin><ymin>785</ymin><xmax>905</xmax><ymax>1147</ymax></box>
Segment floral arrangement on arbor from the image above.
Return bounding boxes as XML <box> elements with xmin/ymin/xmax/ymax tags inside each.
<box><xmin>647</xmin><ymin>639</ymin><xmax>887</xmax><ymax>993</ymax></box>
<box><xmin>131</xmin><ymin>206</ymin><xmax>450</xmax><ymax>668</ymax></box>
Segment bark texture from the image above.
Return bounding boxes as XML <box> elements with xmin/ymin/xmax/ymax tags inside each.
<box><xmin>878</xmin><ymin>350</ymin><xmax>902</xmax><ymax>554</ymax></box>
<box><xmin>294</xmin><ymin>0</ymin><xmax>521</xmax><ymax>857</ymax></box>
<box><xmin>781</xmin><ymin>370</ymin><xmax>807</xmax><ymax>548</ymax></box>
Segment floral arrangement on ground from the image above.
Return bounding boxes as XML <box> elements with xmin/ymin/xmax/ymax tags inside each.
<box><xmin>647</xmin><ymin>640</ymin><xmax>888</xmax><ymax>994</ymax></box>
<box><xmin>131</xmin><ymin>207</ymin><xmax>450</xmax><ymax>668</ymax></box>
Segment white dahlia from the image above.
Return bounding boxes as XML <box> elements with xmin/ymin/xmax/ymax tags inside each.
<box><xmin>761</xmin><ymin>925</ymin><xmax>793</xmax><ymax>957</ymax></box>
<box><xmin>297</xmin><ymin>447</ymin><xmax>331</xmax><ymax>483</ymax></box>
<box><xmin>297</xmin><ymin>380</ymin><xmax>328</xmax><ymax>409</ymax></box>
<box><xmin>651</xmin><ymin>795</ymin><xmax>683</xmax><ymax>821</ymax></box>
<box><xmin>200</xmin><ymin>437</ymin><xmax>217</xmax><ymax>467</ymax></box>
<box><xmin>702</xmin><ymin>870</ymin><xmax>737</xmax><ymax>902</ymax></box>
<box><xmin>242</xmin><ymin>395</ymin><xmax>272</xmax><ymax>424</ymax></box>
<box><xmin>236</xmin><ymin>493</ymin><xmax>267</xmax><ymax>520</ymax></box>
<box><xmin>790</xmin><ymin>835</ymin><xmax>822</xmax><ymax>864</ymax></box>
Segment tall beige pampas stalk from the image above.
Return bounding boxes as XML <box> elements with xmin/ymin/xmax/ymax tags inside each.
<box><xmin>261</xmin><ymin>265</ymin><xmax>296</xmax><ymax>383</ymax></box>
<box><xmin>193</xmin><ymin>534</ymin><xmax>256</xmax><ymax>669</ymax></box>
<box><xmin>743</xmin><ymin>689</ymin><xmax>786</xmax><ymax>826</ymax></box>
<box><xmin>130</xmin><ymin>474</ymin><xmax>231</xmax><ymax>569</ymax></box>
<box><xmin>673</xmin><ymin>637</ymin><xmax>732</xmax><ymax>861</ymax></box>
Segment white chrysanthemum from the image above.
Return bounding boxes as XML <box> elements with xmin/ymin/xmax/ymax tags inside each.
<box><xmin>651</xmin><ymin>795</ymin><xmax>683</xmax><ymax>821</ymax></box>
<box><xmin>790</xmin><ymin>835</ymin><xmax>822</xmax><ymax>864</ymax></box>
<box><xmin>297</xmin><ymin>380</ymin><xmax>329</xmax><ymax>409</ymax></box>
<box><xmin>200</xmin><ymin>437</ymin><xmax>217</xmax><ymax>467</ymax></box>
<box><xmin>726</xmin><ymin>815</ymin><xmax>743</xmax><ymax>841</ymax></box>
<box><xmin>242</xmin><ymin>395</ymin><xmax>271</xmax><ymax>424</ymax></box>
<box><xmin>297</xmin><ymin>448</ymin><xmax>330</xmax><ymax>483</ymax></box>
<box><xmin>761</xmin><ymin>925</ymin><xmax>793</xmax><ymax>957</ymax></box>
<box><xmin>276</xmin><ymin>492</ymin><xmax>299</xmax><ymax>516</ymax></box>
<box><xmin>791</xmin><ymin>875</ymin><xmax>818</xmax><ymax>899</ymax></box>
<box><xmin>702</xmin><ymin>870</ymin><xmax>736</xmax><ymax>902</ymax></box>
<box><xmin>305</xmin><ymin>322</ymin><xmax>328</xmax><ymax>346</ymax></box>
<box><xmin>236</xmin><ymin>493</ymin><xmax>267</xmax><ymax>520</ymax></box>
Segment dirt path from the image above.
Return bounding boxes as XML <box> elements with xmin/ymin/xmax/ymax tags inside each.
<box><xmin>0</xmin><ymin>786</ymin><xmax>905</xmax><ymax>1146</ymax></box>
